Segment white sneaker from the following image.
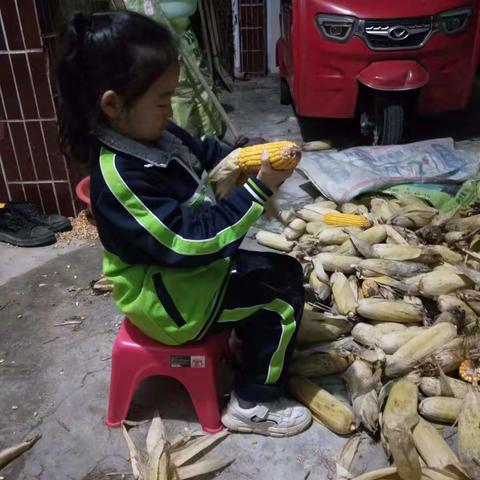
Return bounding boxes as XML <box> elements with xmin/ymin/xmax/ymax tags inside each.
<box><xmin>221</xmin><ymin>392</ymin><xmax>312</xmax><ymax>437</ymax></box>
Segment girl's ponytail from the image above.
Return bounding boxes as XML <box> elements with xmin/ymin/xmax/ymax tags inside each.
<box><xmin>56</xmin><ymin>10</ymin><xmax>178</xmax><ymax>166</ymax></box>
<box><xmin>57</xmin><ymin>12</ymin><xmax>96</xmax><ymax>164</ymax></box>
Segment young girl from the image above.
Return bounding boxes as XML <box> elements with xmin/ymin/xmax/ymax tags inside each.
<box><xmin>57</xmin><ymin>10</ymin><xmax>311</xmax><ymax>437</ymax></box>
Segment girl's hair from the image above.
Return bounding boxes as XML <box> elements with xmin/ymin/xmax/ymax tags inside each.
<box><xmin>56</xmin><ymin>10</ymin><xmax>178</xmax><ymax>164</ymax></box>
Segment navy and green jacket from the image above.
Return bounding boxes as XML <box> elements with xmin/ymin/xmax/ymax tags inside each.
<box><xmin>90</xmin><ymin>123</ymin><xmax>272</xmax><ymax>345</ymax></box>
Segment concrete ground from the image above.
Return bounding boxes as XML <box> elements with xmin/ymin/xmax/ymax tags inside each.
<box><xmin>1</xmin><ymin>75</ymin><xmax>479</xmax><ymax>479</ymax></box>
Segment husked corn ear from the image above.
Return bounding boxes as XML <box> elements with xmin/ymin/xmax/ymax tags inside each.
<box><xmin>238</xmin><ymin>141</ymin><xmax>301</xmax><ymax>174</ymax></box>
<box><xmin>385</xmin><ymin>323</ymin><xmax>457</xmax><ymax>377</ymax></box>
<box><xmin>458</xmin><ymin>388</ymin><xmax>480</xmax><ymax>479</ymax></box>
<box><xmin>289</xmin><ymin>376</ymin><xmax>357</xmax><ymax>434</ymax></box>
<box><xmin>382</xmin><ymin>379</ymin><xmax>421</xmax><ymax>480</ymax></box>
<box><xmin>412</xmin><ymin>418</ymin><xmax>461</xmax><ymax>470</ymax></box>
<box><xmin>357</xmin><ymin>298</ymin><xmax>426</xmax><ymax>324</ymax></box>
<box><xmin>419</xmin><ymin>376</ymin><xmax>470</xmax><ymax>399</ymax></box>
<box><xmin>419</xmin><ymin>397</ymin><xmax>462</xmax><ymax>423</ymax></box>
<box><xmin>255</xmin><ymin>231</ymin><xmax>295</xmax><ymax>252</ymax></box>
<box><xmin>289</xmin><ymin>352</ymin><xmax>350</xmax><ymax>377</ymax></box>
<box><xmin>323</xmin><ymin>212</ymin><xmax>371</xmax><ymax>228</ymax></box>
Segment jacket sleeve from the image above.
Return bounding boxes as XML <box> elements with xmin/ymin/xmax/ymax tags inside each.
<box><xmin>95</xmin><ymin>158</ymin><xmax>272</xmax><ymax>268</ymax></box>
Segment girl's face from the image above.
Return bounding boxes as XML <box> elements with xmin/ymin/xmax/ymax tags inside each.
<box><xmin>103</xmin><ymin>62</ymin><xmax>180</xmax><ymax>143</ymax></box>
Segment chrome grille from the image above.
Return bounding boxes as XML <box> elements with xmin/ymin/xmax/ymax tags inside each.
<box><xmin>361</xmin><ymin>17</ymin><xmax>433</xmax><ymax>50</ymax></box>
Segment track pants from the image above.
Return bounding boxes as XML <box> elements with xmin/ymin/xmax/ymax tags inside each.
<box><xmin>212</xmin><ymin>250</ymin><xmax>304</xmax><ymax>402</ymax></box>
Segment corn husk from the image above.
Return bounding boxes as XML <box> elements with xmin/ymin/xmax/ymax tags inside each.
<box><xmin>416</xmin><ymin>270</ymin><xmax>470</xmax><ymax>298</ymax></box>
<box><xmin>446</xmin><ymin>213</ymin><xmax>480</xmax><ymax>232</ymax></box>
<box><xmin>297</xmin><ymin>309</ymin><xmax>352</xmax><ymax>343</ymax></box>
<box><xmin>289</xmin><ymin>376</ymin><xmax>358</xmax><ymax>435</ymax></box>
<box><xmin>437</xmin><ymin>295</ymin><xmax>477</xmax><ymax>325</ymax></box>
<box><xmin>313</xmin><ymin>253</ymin><xmax>363</xmax><ymax>274</ymax></box>
<box><xmin>316</xmin><ymin>227</ymin><xmax>362</xmax><ymax>245</ymax></box>
<box><xmin>370</xmin><ymin>244</ymin><xmax>441</xmax><ymax>264</ymax></box>
<box><xmin>457</xmin><ymin>289</ymin><xmax>480</xmax><ymax>315</ymax></box>
<box><xmin>373</xmin><ymin>322</ymin><xmax>408</xmax><ymax>334</ymax></box>
<box><xmin>337</xmin><ymin>225</ymin><xmax>387</xmax><ymax>255</ymax></box>
<box><xmin>357</xmin><ymin>259</ymin><xmax>431</xmax><ymax>280</ymax></box>
<box><xmin>419</xmin><ymin>376</ymin><xmax>470</xmax><ymax>399</ymax></box>
<box><xmin>412</xmin><ymin>418</ymin><xmax>462</xmax><ymax>471</ymax></box>
<box><xmin>377</xmin><ymin>327</ymin><xmax>425</xmax><ymax>354</ymax></box>
<box><xmin>306</xmin><ymin>221</ymin><xmax>329</xmax><ymax>235</ymax></box>
<box><xmin>390</xmin><ymin>208</ymin><xmax>438</xmax><ymax>229</ymax></box>
<box><xmin>385</xmin><ymin>323</ymin><xmax>457</xmax><ymax>377</ymax></box>
<box><xmin>382</xmin><ymin>379</ymin><xmax>421</xmax><ymax>480</ymax></box>
<box><xmin>331</xmin><ymin>272</ymin><xmax>357</xmax><ymax>317</ymax></box>
<box><xmin>341</xmin><ymin>203</ymin><xmax>369</xmax><ymax>215</ymax></box>
<box><xmin>284</xmin><ymin>218</ymin><xmax>307</xmax><ymax>240</ymax></box>
<box><xmin>419</xmin><ymin>397</ymin><xmax>462</xmax><ymax>423</ymax></box>
<box><xmin>289</xmin><ymin>352</ymin><xmax>350</xmax><ymax>377</ymax></box>
<box><xmin>313</xmin><ymin>199</ymin><xmax>338</xmax><ymax>209</ymax></box>
<box><xmin>343</xmin><ymin>360</ymin><xmax>381</xmax><ymax>433</ymax></box>
<box><xmin>431</xmin><ymin>245</ymin><xmax>463</xmax><ymax>264</ymax></box>
<box><xmin>297</xmin><ymin>204</ymin><xmax>337</xmax><ymax>222</ymax></box>
<box><xmin>434</xmin><ymin>311</ymin><xmax>461</xmax><ymax>328</ymax></box>
<box><xmin>428</xmin><ymin>337</ymin><xmax>464</xmax><ymax>374</ymax></box>
<box><xmin>255</xmin><ymin>231</ymin><xmax>295</xmax><ymax>252</ymax></box>
<box><xmin>309</xmin><ymin>270</ymin><xmax>331</xmax><ymax>302</ymax></box>
<box><xmin>278</xmin><ymin>209</ymin><xmax>297</xmax><ymax>225</ymax></box>
<box><xmin>352</xmin><ymin>323</ymin><xmax>379</xmax><ymax>347</ymax></box>
<box><xmin>457</xmin><ymin>388</ymin><xmax>480</xmax><ymax>479</ymax></box>
<box><xmin>357</xmin><ymin>298</ymin><xmax>426</xmax><ymax>324</ymax></box>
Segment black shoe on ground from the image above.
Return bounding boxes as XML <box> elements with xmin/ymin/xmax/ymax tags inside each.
<box><xmin>7</xmin><ymin>202</ymin><xmax>71</xmax><ymax>232</ymax></box>
<box><xmin>0</xmin><ymin>208</ymin><xmax>56</xmax><ymax>247</ymax></box>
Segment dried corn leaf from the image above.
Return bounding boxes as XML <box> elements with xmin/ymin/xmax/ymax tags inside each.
<box><xmin>177</xmin><ymin>458</ymin><xmax>233</xmax><ymax>479</ymax></box>
<box><xmin>170</xmin><ymin>430</ymin><xmax>229</xmax><ymax>467</ymax></box>
<box><xmin>0</xmin><ymin>434</ymin><xmax>41</xmax><ymax>469</ymax></box>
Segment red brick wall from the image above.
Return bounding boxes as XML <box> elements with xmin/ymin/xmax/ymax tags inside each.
<box><xmin>0</xmin><ymin>0</ymin><xmax>78</xmax><ymax>217</ymax></box>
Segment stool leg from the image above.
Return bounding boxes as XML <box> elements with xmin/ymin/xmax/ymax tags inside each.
<box><xmin>182</xmin><ymin>366</ymin><xmax>223</xmax><ymax>433</ymax></box>
<box><xmin>105</xmin><ymin>352</ymin><xmax>142</xmax><ymax>428</ymax></box>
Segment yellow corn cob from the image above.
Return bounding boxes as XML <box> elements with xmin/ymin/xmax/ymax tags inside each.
<box><xmin>323</xmin><ymin>212</ymin><xmax>371</xmax><ymax>228</ymax></box>
<box><xmin>237</xmin><ymin>141</ymin><xmax>301</xmax><ymax>174</ymax></box>
<box><xmin>459</xmin><ymin>359</ymin><xmax>480</xmax><ymax>383</ymax></box>
<box><xmin>289</xmin><ymin>376</ymin><xmax>357</xmax><ymax>434</ymax></box>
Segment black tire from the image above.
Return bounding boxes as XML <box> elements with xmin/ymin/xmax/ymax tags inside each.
<box><xmin>373</xmin><ymin>96</ymin><xmax>405</xmax><ymax>145</ymax></box>
<box><xmin>280</xmin><ymin>78</ymin><xmax>292</xmax><ymax>105</ymax></box>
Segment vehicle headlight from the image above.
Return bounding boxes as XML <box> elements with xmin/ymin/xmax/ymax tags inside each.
<box><xmin>316</xmin><ymin>15</ymin><xmax>356</xmax><ymax>42</ymax></box>
<box><xmin>437</xmin><ymin>7</ymin><xmax>472</xmax><ymax>35</ymax></box>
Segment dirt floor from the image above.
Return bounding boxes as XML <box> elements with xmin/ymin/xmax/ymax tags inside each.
<box><xmin>1</xmin><ymin>75</ymin><xmax>479</xmax><ymax>479</ymax></box>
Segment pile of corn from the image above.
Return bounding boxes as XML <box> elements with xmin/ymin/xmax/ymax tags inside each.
<box><xmin>256</xmin><ymin>194</ymin><xmax>480</xmax><ymax>480</ymax></box>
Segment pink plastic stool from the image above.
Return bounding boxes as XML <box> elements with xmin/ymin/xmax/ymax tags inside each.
<box><xmin>75</xmin><ymin>176</ymin><xmax>91</xmax><ymax>214</ymax></box>
<box><xmin>105</xmin><ymin>318</ymin><xmax>229</xmax><ymax>433</ymax></box>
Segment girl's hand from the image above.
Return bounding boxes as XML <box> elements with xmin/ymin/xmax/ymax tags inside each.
<box><xmin>256</xmin><ymin>150</ymin><xmax>293</xmax><ymax>192</ymax></box>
